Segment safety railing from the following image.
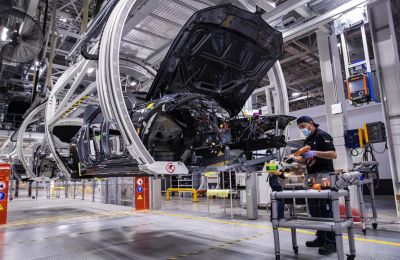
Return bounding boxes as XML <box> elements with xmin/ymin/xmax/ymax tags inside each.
<box><xmin>7</xmin><ymin>177</ymin><xmax>135</xmax><ymax>206</ymax></box>
<box><xmin>165</xmin><ymin>188</ymin><xmax>199</xmax><ymax>203</ymax></box>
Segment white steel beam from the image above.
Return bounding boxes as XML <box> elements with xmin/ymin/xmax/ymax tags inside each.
<box><xmin>252</xmin><ymin>0</ymin><xmax>275</xmax><ymax>12</ymax></box>
<box><xmin>262</xmin><ymin>0</ymin><xmax>312</xmax><ymax>23</ymax></box>
<box><xmin>368</xmin><ymin>0</ymin><xmax>400</xmax><ymax>217</ymax></box>
<box><xmin>267</xmin><ymin>62</ymin><xmax>289</xmax><ymax>115</ymax></box>
<box><xmin>16</xmin><ymin>103</ymin><xmax>46</xmax><ymax>179</ymax></box>
<box><xmin>282</xmin><ymin>0</ymin><xmax>368</xmax><ymax>42</ymax></box>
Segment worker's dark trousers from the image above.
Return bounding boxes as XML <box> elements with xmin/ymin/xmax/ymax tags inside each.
<box><xmin>308</xmin><ymin>198</ymin><xmax>336</xmax><ymax>244</ymax></box>
<box><xmin>269</xmin><ymin>175</ymin><xmax>284</xmax><ymax>220</ymax></box>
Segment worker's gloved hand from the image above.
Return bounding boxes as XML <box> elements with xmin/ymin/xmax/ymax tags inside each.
<box><xmin>302</xmin><ymin>150</ymin><xmax>317</xmax><ymax>159</ymax></box>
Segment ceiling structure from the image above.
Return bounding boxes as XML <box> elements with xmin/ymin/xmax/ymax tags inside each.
<box><xmin>0</xmin><ymin>0</ymin><xmax>394</xmax><ymax>137</ymax></box>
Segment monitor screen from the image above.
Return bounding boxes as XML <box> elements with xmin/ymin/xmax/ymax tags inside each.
<box><xmin>348</xmin><ymin>78</ymin><xmax>365</xmax><ymax>92</ymax></box>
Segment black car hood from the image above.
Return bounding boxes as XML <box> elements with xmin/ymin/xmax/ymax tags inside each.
<box><xmin>146</xmin><ymin>4</ymin><xmax>283</xmax><ymax>116</ymax></box>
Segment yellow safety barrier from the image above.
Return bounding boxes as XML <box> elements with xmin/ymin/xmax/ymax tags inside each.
<box><xmin>206</xmin><ymin>189</ymin><xmax>230</xmax><ymax>198</ymax></box>
<box><xmin>165</xmin><ymin>188</ymin><xmax>199</xmax><ymax>203</ymax></box>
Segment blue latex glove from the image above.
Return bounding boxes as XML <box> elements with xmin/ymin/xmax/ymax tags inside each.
<box><xmin>302</xmin><ymin>150</ymin><xmax>317</xmax><ymax>159</ymax></box>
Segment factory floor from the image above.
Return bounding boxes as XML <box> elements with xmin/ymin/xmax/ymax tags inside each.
<box><xmin>1</xmin><ymin>196</ymin><xmax>400</xmax><ymax>260</ymax></box>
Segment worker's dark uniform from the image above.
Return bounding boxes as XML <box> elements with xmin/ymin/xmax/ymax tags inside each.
<box><xmin>304</xmin><ymin>127</ymin><xmax>336</xmax><ymax>245</ymax></box>
<box><xmin>269</xmin><ymin>174</ymin><xmax>284</xmax><ymax>220</ymax></box>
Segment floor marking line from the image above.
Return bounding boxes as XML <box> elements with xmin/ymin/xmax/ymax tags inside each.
<box><xmin>0</xmin><ymin>219</ymin><xmax>174</xmax><ymax>246</ymax></box>
<box><xmin>154</xmin><ymin>211</ymin><xmax>400</xmax><ymax>247</ymax></box>
<box><xmin>1</xmin><ymin>210</ymin><xmax>138</xmax><ymax>228</ymax></box>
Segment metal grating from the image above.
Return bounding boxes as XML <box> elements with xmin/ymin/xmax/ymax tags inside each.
<box><xmin>182</xmin><ymin>0</ymin><xmax>214</xmax><ymax>9</ymax></box>
<box><xmin>123</xmin><ymin>29</ymin><xmax>170</xmax><ymax>50</ymax></box>
<box><xmin>119</xmin><ymin>0</ymin><xmax>225</xmax><ymax>62</ymax></box>
<box><xmin>152</xmin><ymin>1</ymin><xmax>197</xmax><ymax>26</ymax></box>
<box><xmin>136</xmin><ymin>15</ymin><xmax>182</xmax><ymax>40</ymax></box>
<box><xmin>120</xmin><ymin>42</ymin><xmax>154</xmax><ymax>60</ymax></box>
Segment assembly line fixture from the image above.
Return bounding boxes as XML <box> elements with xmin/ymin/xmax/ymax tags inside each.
<box><xmin>271</xmin><ymin>173</ymin><xmax>358</xmax><ymax>260</ymax></box>
<box><xmin>352</xmin><ymin>161</ymin><xmax>379</xmax><ymax>234</ymax></box>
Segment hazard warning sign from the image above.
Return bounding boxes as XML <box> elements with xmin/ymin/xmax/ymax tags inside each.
<box><xmin>0</xmin><ymin>163</ymin><xmax>9</xmax><ymax>224</ymax></box>
<box><xmin>0</xmin><ymin>181</ymin><xmax>6</xmax><ymax>190</ymax></box>
<box><xmin>135</xmin><ymin>177</ymin><xmax>149</xmax><ymax>210</ymax></box>
<box><xmin>166</xmin><ymin>162</ymin><xmax>175</xmax><ymax>173</ymax></box>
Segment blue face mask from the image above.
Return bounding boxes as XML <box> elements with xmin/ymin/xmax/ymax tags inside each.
<box><xmin>301</xmin><ymin>128</ymin><xmax>311</xmax><ymax>137</ymax></box>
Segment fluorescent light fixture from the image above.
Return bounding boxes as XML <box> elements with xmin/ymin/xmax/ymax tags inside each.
<box><xmin>60</xmin><ymin>17</ymin><xmax>67</xmax><ymax>22</ymax></box>
<box><xmin>87</xmin><ymin>67</ymin><xmax>95</xmax><ymax>74</ymax></box>
<box><xmin>291</xmin><ymin>92</ymin><xmax>301</xmax><ymax>97</ymax></box>
<box><xmin>35</xmin><ymin>60</ymin><xmax>40</xmax><ymax>66</ymax></box>
<box><xmin>130</xmin><ymin>81</ymin><xmax>138</xmax><ymax>87</ymax></box>
<box><xmin>1</xmin><ymin>27</ymin><xmax>9</xmax><ymax>41</ymax></box>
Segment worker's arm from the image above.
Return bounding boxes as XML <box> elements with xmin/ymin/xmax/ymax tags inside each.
<box><xmin>315</xmin><ymin>150</ymin><xmax>337</xmax><ymax>160</ymax></box>
<box><xmin>294</xmin><ymin>156</ymin><xmax>307</xmax><ymax>164</ymax></box>
<box><xmin>302</xmin><ymin>150</ymin><xmax>337</xmax><ymax>160</ymax></box>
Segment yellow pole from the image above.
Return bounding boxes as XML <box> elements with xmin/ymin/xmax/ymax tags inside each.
<box><xmin>192</xmin><ymin>190</ymin><xmax>199</xmax><ymax>202</ymax></box>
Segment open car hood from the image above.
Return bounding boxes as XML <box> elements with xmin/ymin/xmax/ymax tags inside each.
<box><xmin>146</xmin><ymin>4</ymin><xmax>283</xmax><ymax>116</ymax></box>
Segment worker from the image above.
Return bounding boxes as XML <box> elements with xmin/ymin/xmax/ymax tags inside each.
<box><xmin>291</xmin><ymin>116</ymin><xmax>337</xmax><ymax>255</ymax></box>
<box><xmin>268</xmin><ymin>172</ymin><xmax>285</xmax><ymax>221</ymax></box>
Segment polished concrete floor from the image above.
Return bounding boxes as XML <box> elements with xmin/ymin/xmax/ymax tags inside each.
<box><xmin>1</xmin><ymin>196</ymin><xmax>400</xmax><ymax>260</ymax></box>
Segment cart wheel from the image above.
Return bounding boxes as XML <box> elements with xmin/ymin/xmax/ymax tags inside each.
<box><xmin>362</xmin><ymin>229</ymin><xmax>366</xmax><ymax>236</ymax></box>
<box><xmin>347</xmin><ymin>254</ymin><xmax>355</xmax><ymax>260</ymax></box>
<box><xmin>275</xmin><ymin>255</ymin><xmax>280</xmax><ymax>260</ymax></box>
<box><xmin>293</xmin><ymin>246</ymin><xmax>299</xmax><ymax>255</ymax></box>
<box><xmin>372</xmin><ymin>223</ymin><xmax>378</xmax><ymax>229</ymax></box>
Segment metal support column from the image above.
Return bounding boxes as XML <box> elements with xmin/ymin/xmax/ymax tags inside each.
<box><xmin>265</xmin><ymin>87</ymin><xmax>274</xmax><ymax>115</ymax></box>
<box><xmin>73</xmin><ymin>181</ymin><xmax>76</xmax><ymax>199</ymax></box>
<box><xmin>105</xmin><ymin>179</ymin><xmax>109</xmax><ymax>204</ymax></box>
<box><xmin>45</xmin><ymin>0</ymin><xmax>59</xmax><ymax>89</ymax></box>
<box><xmin>92</xmin><ymin>178</ymin><xmax>96</xmax><ymax>202</ymax></box>
<box><xmin>316</xmin><ymin>29</ymin><xmax>358</xmax><ymax>210</ymax></box>
<box><xmin>65</xmin><ymin>179</ymin><xmax>68</xmax><ymax>198</ymax></box>
<box><xmin>35</xmin><ymin>181</ymin><xmax>39</xmax><ymax>200</ymax></box>
<box><xmin>368</xmin><ymin>0</ymin><xmax>400</xmax><ymax>216</ymax></box>
<box><xmin>82</xmin><ymin>180</ymin><xmax>85</xmax><ymax>200</ymax></box>
<box><xmin>267</xmin><ymin>62</ymin><xmax>289</xmax><ymax>115</ymax></box>
<box><xmin>245</xmin><ymin>172</ymin><xmax>258</xmax><ymax>220</ymax></box>
<box><xmin>150</xmin><ymin>177</ymin><xmax>162</xmax><ymax>210</ymax></box>
<box><xmin>14</xmin><ymin>179</ymin><xmax>19</xmax><ymax>198</ymax></box>
<box><xmin>229</xmin><ymin>171</ymin><xmax>233</xmax><ymax>219</ymax></box>
<box><xmin>28</xmin><ymin>180</ymin><xmax>32</xmax><ymax>198</ymax></box>
<box><xmin>317</xmin><ymin>29</ymin><xmax>353</xmax><ymax>171</ymax></box>
<box><xmin>80</xmin><ymin>0</ymin><xmax>90</xmax><ymax>34</ymax></box>
<box><xmin>114</xmin><ymin>178</ymin><xmax>120</xmax><ymax>205</ymax></box>
<box><xmin>9</xmin><ymin>178</ymin><xmax>13</xmax><ymax>201</ymax></box>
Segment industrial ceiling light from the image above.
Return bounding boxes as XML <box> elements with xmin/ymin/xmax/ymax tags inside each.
<box><xmin>87</xmin><ymin>67</ymin><xmax>95</xmax><ymax>74</ymax></box>
<box><xmin>130</xmin><ymin>80</ymin><xmax>138</xmax><ymax>87</ymax></box>
<box><xmin>292</xmin><ymin>92</ymin><xmax>301</xmax><ymax>97</ymax></box>
<box><xmin>0</xmin><ymin>27</ymin><xmax>9</xmax><ymax>41</ymax></box>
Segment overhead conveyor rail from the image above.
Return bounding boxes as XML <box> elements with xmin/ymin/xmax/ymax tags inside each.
<box><xmin>16</xmin><ymin>102</ymin><xmax>47</xmax><ymax>179</ymax></box>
